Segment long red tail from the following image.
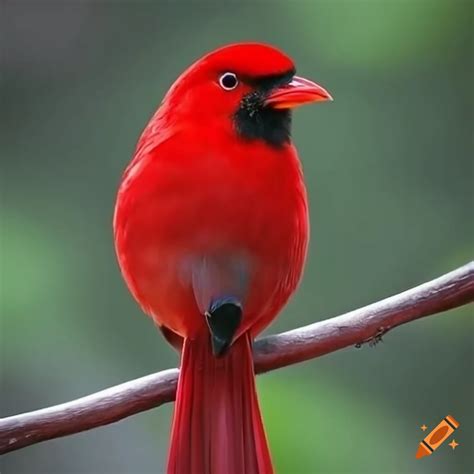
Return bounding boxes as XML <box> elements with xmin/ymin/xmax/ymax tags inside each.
<box><xmin>167</xmin><ymin>331</ymin><xmax>273</xmax><ymax>474</ymax></box>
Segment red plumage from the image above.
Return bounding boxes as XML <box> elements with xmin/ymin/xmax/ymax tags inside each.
<box><xmin>114</xmin><ymin>42</ymin><xmax>331</xmax><ymax>474</ymax></box>
<box><xmin>168</xmin><ymin>333</ymin><xmax>272</xmax><ymax>473</ymax></box>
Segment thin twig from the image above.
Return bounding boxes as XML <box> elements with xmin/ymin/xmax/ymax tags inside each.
<box><xmin>1</xmin><ymin>262</ymin><xmax>473</xmax><ymax>455</ymax></box>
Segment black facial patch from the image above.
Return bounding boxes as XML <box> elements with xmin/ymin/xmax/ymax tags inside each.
<box><xmin>243</xmin><ymin>70</ymin><xmax>295</xmax><ymax>92</ymax></box>
<box><xmin>234</xmin><ymin>70</ymin><xmax>295</xmax><ymax>147</ymax></box>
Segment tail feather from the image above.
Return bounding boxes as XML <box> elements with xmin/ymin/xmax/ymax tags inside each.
<box><xmin>167</xmin><ymin>332</ymin><xmax>273</xmax><ymax>474</ymax></box>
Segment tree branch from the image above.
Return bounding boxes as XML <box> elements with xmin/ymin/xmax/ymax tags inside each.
<box><xmin>1</xmin><ymin>262</ymin><xmax>473</xmax><ymax>455</ymax></box>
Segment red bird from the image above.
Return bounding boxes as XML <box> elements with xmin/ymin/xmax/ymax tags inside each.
<box><xmin>114</xmin><ymin>43</ymin><xmax>332</xmax><ymax>474</ymax></box>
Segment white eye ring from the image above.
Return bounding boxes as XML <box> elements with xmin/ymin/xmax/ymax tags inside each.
<box><xmin>219</xmin><ymin>72</ymin><xmax>238</xmax><ymax>91</ymax></box>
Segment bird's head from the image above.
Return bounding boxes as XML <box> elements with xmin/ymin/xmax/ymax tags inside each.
<box><xmin>160</xmin><ymin>43</ymin><xmax>332</xmax><ymax>147</ymax></box>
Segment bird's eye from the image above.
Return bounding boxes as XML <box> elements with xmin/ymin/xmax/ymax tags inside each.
<box><xmin>219</xmin><ymin>72</ymin><xmax>238</xmax><ymax>91</ymax></box>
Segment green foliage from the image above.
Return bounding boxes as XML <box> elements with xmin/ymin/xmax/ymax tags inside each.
<box><xmin>288</xmin><ymin>0</ymin><xmax>468</xmax><ymax>69</ymax></box>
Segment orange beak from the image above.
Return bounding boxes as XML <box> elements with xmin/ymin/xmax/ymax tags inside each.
<box><xmin>265</xmin><ymin>75</ymin><xmax>333</xmax><ymax>109</ymax></box>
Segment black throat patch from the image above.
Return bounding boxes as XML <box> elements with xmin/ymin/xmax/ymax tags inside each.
<box><xmin>233</xmin><ymin>70</ymin><xmax>295</xmax><ymax>148</ymax></box>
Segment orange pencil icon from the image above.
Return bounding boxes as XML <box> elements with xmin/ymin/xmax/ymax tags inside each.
<box><xmin>416</xmin><ymin>415</ymin><xmax>459</xmax><ymax>459</ymax></box>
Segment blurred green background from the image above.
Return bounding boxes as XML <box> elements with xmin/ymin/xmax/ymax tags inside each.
<box><xmin>1</xmin><ymin>1</ymin><xmax>472</xmax><ymax>473</ymax></box>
